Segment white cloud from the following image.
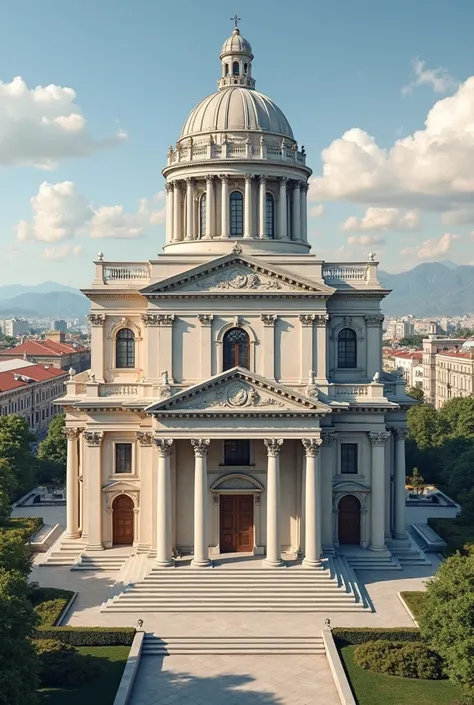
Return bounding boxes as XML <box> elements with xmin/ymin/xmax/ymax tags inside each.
<box><xmin>442</xmin><ymin>208</ymin><xmax>474</xmax><ymax>226</ymax></box>
<box><xmin>341</xmin><ymin>207</ymin><xmax>419</xmax><ymax>232</ymax></box>
<box><xmin>347</xmin><ymin>234</ymin><xmax>385</xmax><ymax>246</ymax></box>
<box><xmin>0</xmin><ymin>76</ymin><xmax>126</xmax><ymax>168</ymax></box>
<box><xmin>402</xmin><ymin>58</ymin><xmax>456</xmax><ymax>95</ymax></box>
<box><xmin>309</xmin><ymin>76</ymin><xmax>474</xmax><ymax>213</ymax></box>
<box><xmin>41</xmin><ymin>244</ymin><xmax>83</xmax><ymax>261</ymax></box>
<box><xmin>16</xmin><ymin>182</ymin><xmax>92</xmax><ymax>242</ymax></box>
<box><xmin>16</xmin><ymin>182</ymin><xmax>165</xmax><ymax>242</ymax></box>
<box><xmin>309</xmin><ymin>204</ymin><xmax>325</xmax><ymax>217</ymax></box>
<box><xmin>401</xmin><ymin>233</ymin><xmax>460</xmax><ymax>261</ymax></box>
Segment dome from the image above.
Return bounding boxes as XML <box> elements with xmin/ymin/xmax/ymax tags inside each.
<box><xmin>181</xmin><ymin>87</ymin><xmax>294</xmax><ymax>139</ymax></box>
<box><xmin>220</xmin><ymin>29</ymin><xmax>253</xmax><ymax>57</ymax></box>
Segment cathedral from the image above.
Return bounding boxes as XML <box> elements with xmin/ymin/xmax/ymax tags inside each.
<box><xmin>60</xmin><ymin>22</ymin><xmax>415</xmax><ymax>570</ymax></box>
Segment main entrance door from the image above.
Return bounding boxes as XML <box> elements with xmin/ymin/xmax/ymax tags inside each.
<box><xmin>112</xmin><ymin>495</ymin><xmax>134</xmax><ymax>545</ymax></box>
<box><xmin>220</xmin><ymin>495</ymin><xmax>254</xmax><ymax>552</ymax></box>
<box><xmin>338</xmin><ymin>495</ymin><xmax>361</xmax><ymax>545</ymax></box>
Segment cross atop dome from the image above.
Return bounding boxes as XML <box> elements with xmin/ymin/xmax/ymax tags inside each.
<box><xmin>230</xmin><ymin>14</ymin><xmax>241</xmax><ymax>31</ymax></box>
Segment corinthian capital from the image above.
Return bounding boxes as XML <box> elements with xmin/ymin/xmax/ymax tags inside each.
<box><xmin>191</xmin><ymin>438</ymin><xmax>210</xmax><ymax>457</ymax></box>
<box><xmin>63</xmin><ymin>427</ymin><xmax>82</xmax><ymax>441</ymax></box>
<box><xmin>88</xmin><ymin>313</ymin><xmax>106</xmax><ymax>327</ymax></box>
<box><xmin>154</xmin><ymin>437</ymin><xmax>174</xmax><ymax>456</ymax></box>
<box><xmin>302</xmin><ymin>438</ymin><xmax>322</xmax><ymax>456</ymax></box>
<box><xmin>83</xmin><ymin>430</ymin><xmax>104</xmax><ymax>447</ymax></box>
<box><xmin>369</xmin><ymin>431</ymin><xmax>390</xmax><ymax>447</ymax></box>
<box><xmin>264</xmin><ymin>438</ymin><xmax>283</xmax><ymax>457</ymax></box>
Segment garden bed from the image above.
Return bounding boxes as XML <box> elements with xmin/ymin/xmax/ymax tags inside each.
<box><xmin>428</xmin><ymin>517</ymin><xmax>474</xmax><ymax>555</ymax></box>
<box><xmin>37</xmin><ymin>645</ymin><xmax>130</xmax><ymax>705</ymax></box>
<box><xmin>30</xmin><ymin>586</ymin><xmax>75</xmax><ymax>627</ymax></box>
<box><xmin>1</xmin><ymin>516</ymin><xmax>43</xmax><ymax>541</ymax></box>
<box><xmin>340</xmin><ymin>645</ymin><xmax>462</xmax><ymax>705</ymax></box>
<box><xmin>399</xmin><ymin>591</ymin><xmax>426</xmax><ymax>621</ymax></box>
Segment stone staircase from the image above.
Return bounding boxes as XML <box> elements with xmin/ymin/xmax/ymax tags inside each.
<box><xmin>141</xmin><ymin>633</ymin><xmax>325</xmax><ymax>655</ymax></box>
<box><xmin>387</xmin><ymin>537</ymin><xmax>431</xmax><ymax>566</ymax></box>
<box><xmin>71</xmin><ymin>550</ymin><xmax>131</xmax><ymax>572</ymax></box>
<box><xmin>340</xmin><ymin>548</ymin><xmax>402</xmax><ymax>571</ymax></box>
<box><xmin>103</xmin><ymin>558</ymin><xmax>369</xmax><ymax>613</ymax></box>
<box><xmin>37</xmin><ymin>537</ymin><xmax>85</xmax><ymax>567</ymax></box>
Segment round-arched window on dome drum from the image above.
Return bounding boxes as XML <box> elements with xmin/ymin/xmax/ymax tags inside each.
<box><xmin>265</xmin><ymin>193</ymin><xmax>274</xmax><ymax>238</ymax></box>
<box><xmin>116</xmin><ymin>328</ymin><xmax>135</xmax><ymax>369</ymax></box>
<box><xmin>337</xmin><ymin>328</ymin><xmax>357</xmax><ymax>369</ymax></box>
<box><xmin>223</xmin><ymin>328</ymin><xmax>250</xmax><ymax>370</ymax></box>
<box><xmin>232</xmin><ymin>61</ymin><xmax>239</xmax><ymax>76</ymax></box>
<box><xmin>230</xmin><ymin>191</ymin><xmax>244</xmax><ymax>237</ymax></box>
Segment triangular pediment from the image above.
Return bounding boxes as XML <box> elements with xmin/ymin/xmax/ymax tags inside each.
<box><xmin>141</xmin><ymin>253</ymin><xmax>335</xmax><ymax>297</ymax></box>
<box><xmin>146</xmin><ymin>368</ymin><xmax>332</xmax><ymax>416</ymax></box>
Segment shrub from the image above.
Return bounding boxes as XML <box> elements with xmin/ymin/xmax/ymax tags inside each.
<box><xmin>332</xmin><ymin>627</ymin><xmax>421</xmax><ymax>647</ymax></box>
<box><xmin>37</xmin><ymin>645</ymin><xmax>105</xmax><ymax>688</ymax></box>
<box><xmin>34</xmin><ymin>598</ymin><xmax>70</xmax><ymax>627</ymax></box>
<box><xmin>0</xmin><ymin>516</ymin><xmax>43</xmax><ymax>543</ymax></box>
<box><xmin>400</xmin><ymin>591</ymin><xmax>426</xmax><ymax>620</ymax></box>
<box><xmin>33</xmin><ymin>638</ymin><xmax>75</xmax><ymax>655</ymax></box>
<box><xmin>35</xmin><ymin>626</ymin><xmax>136</xmax><ymax>646</ymax></box>
<box><xmin>354</xmin><ymin>640</ymin><xmax>445</xmax><ymax>680</ymax></box>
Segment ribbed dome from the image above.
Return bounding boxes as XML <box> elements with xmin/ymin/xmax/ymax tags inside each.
<box><xmin>220</xmin><ymin>31</ymin><xmax>252</xmax><ymax>57</ymax></box>
<box><xmin>181</xmin><ymin>87</ymin><xmax>294</xmax><ymax>139</ymax></box>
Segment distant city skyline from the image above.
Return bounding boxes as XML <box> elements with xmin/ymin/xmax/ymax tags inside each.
<box><xmin>0</xmin><ymin>0</ymin><xmax>473</xmax><ymax>285</ymax></box>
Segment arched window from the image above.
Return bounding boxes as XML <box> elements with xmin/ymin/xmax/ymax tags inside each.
<box><xmin>243</xmin><ymin>62</ymin><xmax>248</xmax><ymax>74</ymax></box>
<box><xmin>337</xmin><ymin>328</ymin><xmax>357</xmax><ymax>369</ymax></box>
<box><xmin>232</xmin><ymin>61</ymin><xmax>239</xmax><ymax>76</ymax></box>
<box><xmin>265</xmin><ymin>193</ymin><xmax>274</xmax><ymax>238</ymax></box>
<box><xmin>223</xmin><ymin>328</ymin><xmax>250</xmax><ymax>370</ymax></box>
<box><xmin>230</xmin><ymin>191</ymin><xmax>244</xmax><ymax>237</ymax></box>
<box><xmin>199</xmin><ymin>194</ymin><xmax>206</xmax><ymax>238</ymax></box>
<box><xmin>225</xmin><ymin>63</ymin><xmax>229</xmax><ymax>76</ymax></box>
<box><xmin>116</xmin><ymin>328</ymin><xmax>135</xmax><ymax>368</ymax></box>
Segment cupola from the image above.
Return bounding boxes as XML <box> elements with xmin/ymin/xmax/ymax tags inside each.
<box><xmin>218</xmin><ymin>15</ymin><xmax>255</xmax><ymax>90</ymax></box>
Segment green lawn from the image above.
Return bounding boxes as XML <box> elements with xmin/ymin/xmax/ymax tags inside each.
<box><xmin>38</xmin><ymin>645</ymin><xmax>129</xmax><ymax>705</ymax></box>
<box><xmin>340</xmin><ymin>646</ymin><xmax>463</xmax><ymax>705</ymax></box>
<box><xmin>400</xmin><ymin>591</ymin><xmax>426</xmax><ymax>620</ymax></box>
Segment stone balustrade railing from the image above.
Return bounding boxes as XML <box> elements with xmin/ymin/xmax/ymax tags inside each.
<box><xmin>166</xmin><ymin>142</ymin><xmax>307</xmax><ymax>166</ymax></box>
<box><xmin>322</xmin><ymin>261</ymin><xmax>382</xmax><ymax>288</ymax></box>
<box><xmin>91</xmin><ymin>261</ymin><xmax>151</xmax><ymax>287</ymax></box>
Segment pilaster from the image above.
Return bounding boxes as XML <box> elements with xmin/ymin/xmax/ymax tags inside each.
<box><xmin>157</xmin><ymin>315</ymin><xmax>175</xmax><ymax>384</ymax></box>
<box><xmin>88</xmin><ymin>314</ymin><xmax>106</xmax><ymax>383</ymax></box>
<box><xmin>137</xmin><ymin>431</ymin><xmax>154</xmax><ymax>553</ymax></box>
<box><xmin>83</xmin><ymin>430</ymin><xmax>104</xmax><ymax>551</ymax></box>
<box><xmin>64</xmin><ymin>427</ymin><xmax>81</xmax><ymax>539</ymax></box>
<box><xmin>315</xmin><ymin>315</ymin><xmax>329</xmax><ymax>383</ymax></box>
<box><xmin>260</xmin><ymin>314</ymin><xmax>277</xmax><ymax>379</ymax></box>
<box><xmin>198</xmin><ymin>314</ymin><xmax>214</xmax><ymax>378</ymax></box>
<box><xmin>299</xmin><ymin>314</ymin><xmax>315</xmax><ymax>383</ymax></box>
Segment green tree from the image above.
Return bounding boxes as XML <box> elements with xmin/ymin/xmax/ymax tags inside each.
<box><xmin>443</xmin><ymin>447</ymin><xmax>474</xmax><ymax>498</ymax></box>
<box><xmin>407</xmin><ymin>467</ymin><xmax>425</xmax><ymax>493</ymax></box>
<box><xmin>454</xmin><ymin>328</ymin><xmax>474</xmax><ymax>339</ymax></box>
<box><xmin>37</xmin><ymin>414</ymin><xmax>67</xmax><ymax>467</ymax></box>
<box><xmin>0</xmin><ymin>415</ymin><xmax>35</xmax><ymax>497</ymax></box>
<box><xmin>0</xmin><ymin>458</ymin><xmax>17</xmax><ymax>525</ymax></box>
<box><xmin>0</xmin><ymin>532</ymin><xmax>33</xmax><ymax>577</ymax></box>
<box><xmin>437</xmin><ymin>397</ymin><xmax>474</xmax><ymax>443</ymax></box>
<box><xmin>407</xmin><ymin>386</ymin><xmax>424</xmax><ymax>401</ymax></box>
<box><xmin>407</xmin><ymin>403</ymin><xmax>438</xmax><ymax>450</ymax></box>
<box><xmin>399</xmin><ymin>334</ymin><xmax>424</xmax><ymax>348</ymax></box>
<box><xmin>420</xmin><ymin>552</ymin><xmax>474</xmax><ymax>695</ymax></box>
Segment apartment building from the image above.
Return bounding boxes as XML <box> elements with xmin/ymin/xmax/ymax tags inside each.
<box><xmin>0</xmin><ymin>331</ymin><xmax>90</xmax><ymax>372</ymax></box>
<box><xmin>423</xmin><ymin>335</ymin><xmax>474</xmax><ymax>407</ymax></box>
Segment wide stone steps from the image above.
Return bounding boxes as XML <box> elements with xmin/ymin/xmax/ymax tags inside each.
<box><xmin>344</xmin><ymin>554</ymin><xmax>402</xmax><ymax>571</ymax></box>
<box><xmin>71</xmin><ymin>554</ymin><xmax>129</xmax><ymax>571</ymax></box>
<box><xmin>37</xmin><ymin>538</ymin><xmax>85</xmax><ymax>567</ymax></box>
<box><xmin>142</xmin><ymin>634</ymin><xmax>325</xmax><ymax>655</ymax></box>
<box><xmin>104</xmin><ymin>564</ymin><xmax>368</xmax><ymax>613</ymax></box>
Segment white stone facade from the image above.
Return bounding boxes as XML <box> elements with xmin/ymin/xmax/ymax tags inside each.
<box><xmin>60</xmin><ymin>25</ymin><xmax>415</xmax><ymax>566</ymax></box>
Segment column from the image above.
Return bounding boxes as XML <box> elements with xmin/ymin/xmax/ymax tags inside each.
<box><xmin>84</xmin><ymin>430</ymin><xmax>104</xmax><ymax>551</ymax></box>
<box><xmin>220</xmin><ymin>175</ymin><xmax>230</xmax><ymax>238</ymax></box>
<box><xmin>244</xmin><ymin>174</ymin><xmax>253</xmax><ymax>238</ymax></box>
<box><xmin>264</xmin><ymin>438</ymin><xmax>284</xmax><ymax>567</ymax></box>
<box><xmin>393</xmin><ymin>429</ymin><xmax>408</xmax><ymax>539</ymax></box>
<box><xmin>141</xmin><ymin>314</ymin><xmax>160</xmax><ymax>381</ymax></box>
<box><xmin>302</xmin><ymin>438</ymin><xmax>323</xmax><ymax>567</ymax></box>
<box><xmin>157</xmin><ymin>315</ymin><xmax>175</xmax><ymax>384</ymax></box>
<box><xmin>365</xmin><ymin>314</ymin><xmax>384</xmax><ymax>380</ymax></box>
<box><xmin>258</xmin><ymin>175</ymin><xmax>267</xmax><ymax>238</ymax></box>
<box><xmin>369</xmin><ymin>431</ymin><xmax>390</xmax><ymax>551</ymax></box>
<box><xmin>292</xmin><ymin>181</ymin><xmax>301</xmax><ymax>240</ymax></box>
<box><xmin>321</xmin><ymin>431</ymin><xmax>337</xmax><ymax>550</ymax></box>
<box><xmin>185</xmin><ymin>178</ymin><xmax>195</xmax><ymax>240</ymax></box>
<box><xmin>260</xmin><ymin>314</ymin><xmax>276</xmax><ymax>379</ymax></box>
<box><xmin>165</xmin><ymin>182</ymin><xmax>174</xmax><ymax>244</ymax></box>
<box><xmin>64</xmin><ymin>428</ymin><xmax>81</xmax><ymax>538</ymax></box>
<box><xmin>278</xmin><ymin>177</ymin><xmax>288</xmax><ymax>239</ymax></box>
<box><xmin>315</xmin><ymin>315</ymin><xmax>329</xmax><ymax>382</ymax></box>
<box><xmin>198</xmin><ymin>314</ymin><xmax>213</xmax><ymax>378</ymax></box>
<box><xmin>300</xmin><ymin>183</ymin><xmax>308</xmax><ymax>243</ymax></box>
<box><xmin>137</xmin><ymin>432</ymin><xmax>154</xmax><ymax>553</ymax></box>
<box><xmin>154</xmin><ymin>438</ymin><xmax>174</xmax><ymax>567</ymax></box>
<box><xmin>191</xmin><ymin>439</ymin><xmax>211</xmax><ymax>567</ymax></box>
<box><xmin>299</xmin><ymin>314</ymin><xmax>315</xmax><ymax>383</ymax></box>
<box><xmin>205</xmin><ymin>175</ymin><xmax>214</xmax><ymax>239</ymax></box>
<box><xmin>172</xmin><ymin>181</ymin><xmax>182</xmax><ymax>242</ymax></box>
<box><xmin>88</xmin><ymin>314</ymin><xmax>105</xmax><ymax>383</ymax></box>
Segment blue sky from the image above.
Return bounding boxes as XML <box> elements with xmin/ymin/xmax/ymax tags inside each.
<box><xmin>1</xmin><ymin>0</ymin><xmax>474</xmax><ymax>286</ymax></box>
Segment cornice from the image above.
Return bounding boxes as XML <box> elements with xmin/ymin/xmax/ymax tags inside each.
<box><xmin>162</xmin><ymin>158</ymin><xmax>312</xmax><ymax>178</ymax></box>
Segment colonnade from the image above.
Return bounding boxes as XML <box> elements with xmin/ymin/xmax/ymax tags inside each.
<box><xmin>63</xmin><ymin>427</ymin><xmax>408</xmax><ymax>559</ymax></box>
<box><xmin>165</xmin><ymin>175</ymin><xmax>308</xmax><ymax>244</ymax></box>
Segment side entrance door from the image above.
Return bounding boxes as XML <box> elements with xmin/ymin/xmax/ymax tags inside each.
<box><xmin>220</xmin><ymin>495</ymin><xmax>254</xmax><ymax>552</ymax></box>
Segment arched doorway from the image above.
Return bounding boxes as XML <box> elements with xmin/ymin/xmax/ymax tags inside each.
<box><xmin>338</xmin><ymin>495</ymin><xmax>361</xmax><ymax>545</ymax></box>
<box><xmin>112</xmin><ymin>495</ymin><xmax>134</xmax><ymax>546</ymax></box>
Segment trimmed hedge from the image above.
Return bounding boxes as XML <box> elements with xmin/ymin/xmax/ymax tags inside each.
<box><xmin>35</xmin><ymin>627</ymin><xmax>136</xmax><ymax>646</ymax></box>
<box><xmin>1</xmin><ymin>516</ymin><xmax>43</xmax><ymax>541</ymax></box>
<box><xmin>333</xmin><ymin>627</ymin><xmax>422</xmax><ymax>647</ymax></box>
<box><xmin>354</xmin><ymin>640</ymin><xmax>445</xmax><ymax>680</ymax></box>
<box><xmin>428</xmin><ymin>517</ymin><xmax>474</xmax><ymax>555</ymax></box>
<box><xmin>29</xmin><ymin>586</ymin><xmax>75</xmax><ymax>627</ymax></box>
<box><xmin>400</xmin><ymin>591</ymin><xmax>426</xmax><ymax>620</ymax></box>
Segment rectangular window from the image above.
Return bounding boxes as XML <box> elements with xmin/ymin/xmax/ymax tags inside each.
<box><xmin>224</xmin><ymin>439</ymin><xmax>250</xmax><ymax>466</ymax></box>
<box><xmin>115</xmin><ymin>443</ymin><xmax>133</xmax><ymax>474</ymax></box>
<box><xmin>341</xmin><ymin>443</ymin><xmax>358</xmax><ymax>474</ymax></box>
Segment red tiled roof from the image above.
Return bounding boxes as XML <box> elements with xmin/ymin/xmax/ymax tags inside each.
<box><xmin>0</xmin><ymin>338</ymin><xmax>88</xmax><ymax>358</ymax></box>
<box><xmin>438</xmin><ymin>350</ymin><xmax>474</xmax><ymax>360</ymax></box>
<box><xmin>0</xmin><ymin>364</ymin><xmax>67</xmax><ymax>393</ymax></box>
<box><xmin>392</xmin><ymin>350</ymin><xmax>423</xmax><ymax>360</ymax></box>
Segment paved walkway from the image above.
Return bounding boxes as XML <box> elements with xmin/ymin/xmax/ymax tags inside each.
<box><xmin>130</xmin><ymin>654</ymin><xmax>339</xmax><ymax>705</ymax></box>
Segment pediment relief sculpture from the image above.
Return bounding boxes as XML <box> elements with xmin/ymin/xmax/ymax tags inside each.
<box><xmin>175</xmin><ymin>380</ymin><xmax>285</xmax><ymax>410</ymax></box>
<box><xmin>194</xmin><ymin>267</ymin><xmax>286</xmax><ymax>292</ymax></box>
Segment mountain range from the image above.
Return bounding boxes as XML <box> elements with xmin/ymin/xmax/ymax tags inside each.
<box><xmin>0</xmin><ymin>263</ymin><xmax>473</xmax><ymax>318</ymax></box>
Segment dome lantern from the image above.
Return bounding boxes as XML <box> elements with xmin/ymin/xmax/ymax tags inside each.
<box><xmin>218</xmin><ymin>16</ymin><xmax>255</xmax><ymax>90</ymax></box>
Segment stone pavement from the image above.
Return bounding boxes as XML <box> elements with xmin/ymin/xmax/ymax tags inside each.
<box><xmin>130</xmin><ymin>654</ymin><xmax>339</xmax><ymax>705</ymax></box>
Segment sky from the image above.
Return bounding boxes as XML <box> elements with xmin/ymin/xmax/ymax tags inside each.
<box><xmin>0</xmin><ymin>0</ymin><xmax>473</xmax><ymax>286</ymax></box>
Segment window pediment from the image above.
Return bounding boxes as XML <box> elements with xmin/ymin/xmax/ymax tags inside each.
<box><xmin>211</xmin><ymin>473</ymin><xmax>264</xmax><ymax>493</ymax></box>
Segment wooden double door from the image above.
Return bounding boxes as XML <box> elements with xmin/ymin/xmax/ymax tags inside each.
<box><xmin>112</xmin><ymin>495</ymin><xmax>134</xmax><ymax>545</ymax></box>
<box><xmin>338</xmin><ymin>495</ymin><xmax>361</xmax><ymax>545</ymax></box>
<box><xmin>220</xmin><ymin>494</ymin><xmax>254</xmax><ymax>553</ymax></box>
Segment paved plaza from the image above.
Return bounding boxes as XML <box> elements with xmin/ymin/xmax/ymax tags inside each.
<box><xmin>130</xmin><ymin>654</ymin><xmax>339</xmax><ymax>705</ymax></box>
